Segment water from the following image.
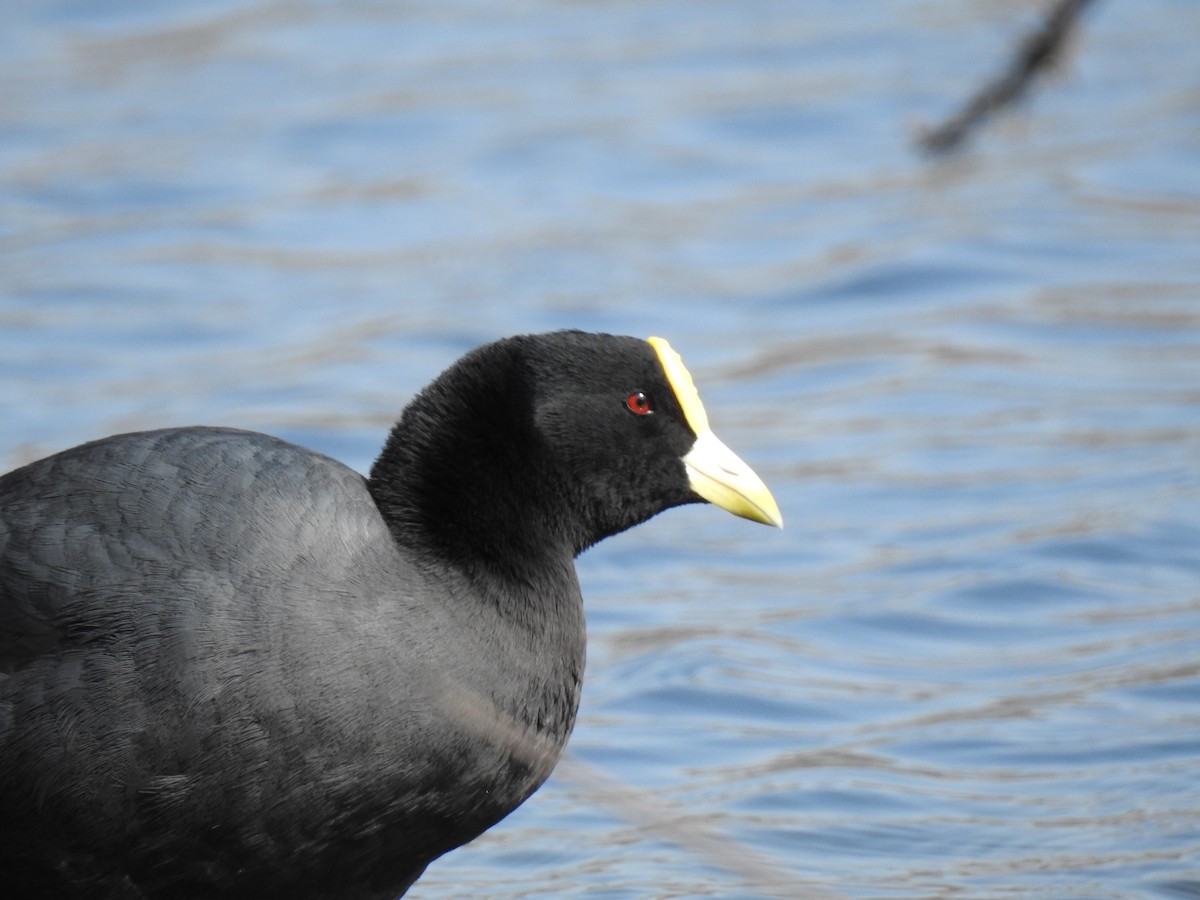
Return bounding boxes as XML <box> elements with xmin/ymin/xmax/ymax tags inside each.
<box><xmin>2</xmin><ymin>1</ymin><xmax>1199</xmax><ymax>897</ymax></box>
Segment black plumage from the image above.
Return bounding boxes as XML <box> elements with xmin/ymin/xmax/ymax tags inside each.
<box><xmin>0</xmin><ymin>331</ymin><xmax>779</xmax><ymax>899</ymax></box>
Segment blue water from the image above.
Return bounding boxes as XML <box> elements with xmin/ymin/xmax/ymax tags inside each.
<box><xmin>3</xmin><ymin>1</ymin><xmax>1199</xmax><ymax>897</ymax></box>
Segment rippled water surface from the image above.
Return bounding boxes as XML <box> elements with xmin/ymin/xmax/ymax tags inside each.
<box><xmin>3</xmin><ymin>1</ymin><xmax>1199</xmax><ymax>897</ymax></box>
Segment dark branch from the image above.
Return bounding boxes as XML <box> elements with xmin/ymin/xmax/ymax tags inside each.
<box><xmin>918</xmin><ymin>0</ymin><xmax>1099</xmax><ymax>154</ymax></box>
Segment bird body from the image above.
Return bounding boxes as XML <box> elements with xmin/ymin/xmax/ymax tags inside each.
<box><xmin>0</xmin><ymin>332</ymin><xmax>778</xmax><ymax>898</ymax></box>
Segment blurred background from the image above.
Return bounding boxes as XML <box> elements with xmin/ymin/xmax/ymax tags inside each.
<box><xmin>2</xmin><ymin>1</ymin><xmax>1198</xmax><ymax>896</ymax></box>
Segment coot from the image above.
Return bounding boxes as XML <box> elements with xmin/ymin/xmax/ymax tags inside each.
<box><xmin>0</xmin><ymin>331</ymin><xmax>780</xmax><ymax>899</ymax></box>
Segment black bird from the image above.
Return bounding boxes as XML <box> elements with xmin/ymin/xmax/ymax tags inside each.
<box><xmin>0</xmin><ymin>331</ymin><xmax>781</xmax><ymax>899</ymax></box>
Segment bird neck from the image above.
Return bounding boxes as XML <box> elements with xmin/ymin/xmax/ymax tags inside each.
<box><xmin>366</xmin><ymin>352</ymin><xmax>589</xmax><ymax>751</ymax></box>
<box><xmin>366</xmin><ymin>344</ymin><xmax>581</xmax><ymax>603</ymax></box>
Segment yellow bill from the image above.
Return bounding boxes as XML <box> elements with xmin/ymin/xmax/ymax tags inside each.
<box><xmin>648</xmin><ymin>337</ymin><xmax>783</xmax><ymax>528</ymax></box>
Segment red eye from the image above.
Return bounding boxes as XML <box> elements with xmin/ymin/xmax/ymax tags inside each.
<box><xmin>625</xmin><ymin>391</ymin><xmax>653</xmax><ymax>415</ymax></box>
